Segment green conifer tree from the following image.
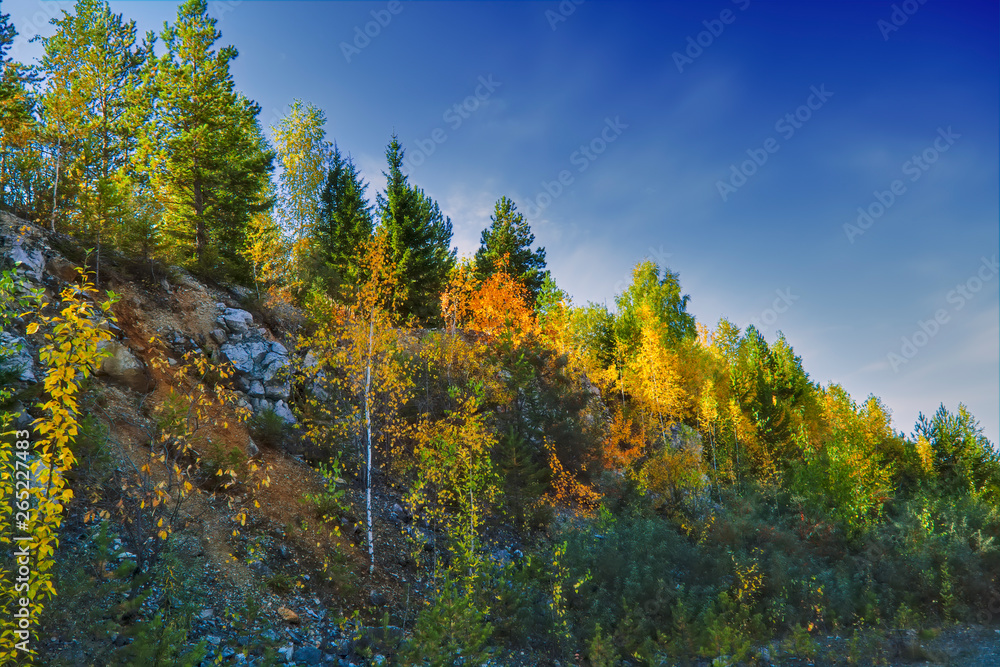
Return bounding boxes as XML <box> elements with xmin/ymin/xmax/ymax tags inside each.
<box><xmin>375</xmin><ymin>134</ymin><xmax>455</xmax><ymax>324</ymax></box>
<box><xmin>474</xmin><ymin>196</ymin><xmax>548</xmax><ymax>302</ymax></box>
<box><xmin>313</xmin><ymin>144</ymin><xmax>373</xmax><ymax>297</ymax></box>
<box><xmin>142</xmin><ymin>0</ymin><xmax>272</xmax><ymax>276</ymax></box>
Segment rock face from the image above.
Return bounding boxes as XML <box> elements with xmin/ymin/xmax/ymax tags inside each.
<box><xmin>215</xmin><ymin>306</ymin><xmax>294</xmax><ymax>424</ymax></box>
<box><xmin>97</xmin><ymin>340</ymin><xmax>151</xmax><ymax>392</ymax></box>
<box><xmin>0</xmin><ymin>332</ymin><xmax>37</xmax><ymax>382</ymax></box>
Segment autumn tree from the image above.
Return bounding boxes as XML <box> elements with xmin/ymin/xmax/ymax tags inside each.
<box><xmin>915</xmin><ymin>404</ymin><xmax>1000</xmax><ymax>501</ymax></box>
<box><xmin>376</xmin><ymin>135</ymin><xmax>455</xmax><ymax>324</ymax></box>
<box><xmin>299</xmin><ymin>229</ymin><xmax>410</xmax><ymax>573</ymax></box>
<box><xmin>0</xmin><ymin>6</ymin><xmax>39</xmax><ymax>217</ymax></box>
<box><xmin>791</xmin><ymin>386</ymin><xmax>898</xmax><ymax>536</ymax></box>
<box><xmin>272</xmin><ymin>99</ymin><xmax>330</xmax><ymax>276</ymax></box>
<box><xmin>614</xmin><ymin>260</ymin><xmax>696</xmax><ymax>355</ymax></box>
<box><xmin>0</xmin><ymin>268</ymin><xmax>116</xmax><ymax>664</ymax></box>
<box><xmin>37</xmin><ymin>0</ymin><xmax>145</xmax><ymax>271</ymax></box>
<box><xmin>243</xmin><ymin>210</ymin><xmax>292</xmax><ymax>301</ymax></box>
<box><xmin>474</xmin><ymin>196</ymin><xmax>548</xmax><ymax>302</ymax></box>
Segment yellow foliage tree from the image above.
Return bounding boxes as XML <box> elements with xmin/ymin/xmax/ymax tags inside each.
<box><xmin>0</xmin><ymin>268</ymin><xmax>115</xmax><ymax>664</ymax></box>
<box><xmin>298</xmin><ymin>228</ymin><xmax>410</xmax><ymax>572</ymax></box>
<box><xmin>441</xmin><ymin>257</ymin><xmax>537</xmax><ymax>347</ymax></box>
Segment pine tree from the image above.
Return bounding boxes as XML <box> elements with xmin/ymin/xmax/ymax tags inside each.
<box><xmin>474</xmin><ymin>196</ymin><xmax>548</xmax><ymax>302</ymax></box>
<box><xmin>142</xmin><ymin>0</ymin><xmax>272</xmax><ymax>276</ymax></box>
<box><xmin>376</xmin><ymin>134</ymin><xmax>455</xmax><ymax>324</ymax></box>
<box><xmin>313</xmin><ymin>144</ymin><xmax>373</xmax><ymax>297</ymax></box>
<box><xmin>38</xmin><ymin>0</ymin><xmax>145</xmax><ymax>271</ymax></box>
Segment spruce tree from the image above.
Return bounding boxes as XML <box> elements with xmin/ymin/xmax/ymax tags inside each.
<box><xmin>474</xmin><ymin>196</ymin><xmax>548</xmax><ymax>302</ymax></box>
<box><xmin>143</xmin><ymin>0</ymin><xmax>272</xmax><ymax>276</ymax></box>
<box><xmin>375</xmin><ymin>135</ymin><xmax>455</xmax><ymax>324</ymax></box>
<box><xmin>313</xmin><ymin>144</ymin><xmax>373</xmax><ymax>298</ymax></box>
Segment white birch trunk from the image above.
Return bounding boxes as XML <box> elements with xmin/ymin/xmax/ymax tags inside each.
<box><xmin>365</xmin><ymin>313</ymin><xmax>375</xmax><ymax>574</ymax></box>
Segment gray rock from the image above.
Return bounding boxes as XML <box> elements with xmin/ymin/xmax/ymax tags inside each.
<box><xmin>222</xmin><ymin>308</ymin><xmax>254</xmax><ymax>335</ymax></box>
<box><xmin>294</xmin><ymin>646</ymin><xmax>323</xmax><ymax>665</ymax></box>
<box><xmin>246</xmin><ymin>438</ymin><xmax>260</xmax><ymax>458</ymax></box>
<box><xmin>221</xmin><ymin>344</ymin><xmax>254</xmax><ymax>374</ymax></box>
<box><xmin>205</xmin><ymin>635</ymin><xmax>221</xmax><ymax>646</ymax></box>
<box><xmin>249</xmin><ymin>380</ymin><xmax>265</xmax><ymax>397</ymax></box>
<box><xmin>270</xmin><ymin>341</ymin><xmax>289</xmax><ymax>356</ymax></box>
<box><xmin>246</xmin><ymin>340</ymin><xmax>270</xmax><ymax>365</ymax></box>
<box><xmin>265</xmin><ymin>383</ymin><xmax>290</xmax><ymax>400</ymax></box>
<box><xmin>273</xmin><ymin>400</ymin><xmax>297</xmax><ymax>425</ymax></box>
<box><xmin>0</xmin><ymin>332</ymin><xmax>36</xmax><ymax>382</ymax></box>
<box><xmin>230</xmin><ymin>285</ymin><xmax>254</xmax><ymax>300</ymax></box>
<box><xmin>209</xmin><ymin>328</ymin><xmax>228</xmax><ymax>345</ymax></box>
<box><xmin>260</xmin><ymin>353</ymin><xmax>288</xmax><ymax>382</ymax></box>
<box><xmin>97</xmin><ymin>340</ymin><xmax>149</xmax><ymax>392</ymax></box>
<box><xmin>11</xmin><ymin>240</ymin><xmax>44</xmax><ymax>280</ymax></box>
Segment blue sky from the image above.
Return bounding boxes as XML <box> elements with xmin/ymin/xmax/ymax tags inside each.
<box><xmin>7</xmin><ymin>0</ymin><xmax>998</xmax><ymax>443</ymax></box>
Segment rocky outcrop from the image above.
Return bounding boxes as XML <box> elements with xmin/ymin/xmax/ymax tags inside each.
<box><xmin>214</xmin><ymin>305</ymin><xmax>295</xmax><ymax>424</ymax></box>
<box><xmin>0</xmin><ymin>332</ymin><xmax>37</xmax><ymax>382</ymax></box>
<box><xmin>96</xmin><ymin>340</ymin><xmax>151</xmax><ymax>393</ymax></box>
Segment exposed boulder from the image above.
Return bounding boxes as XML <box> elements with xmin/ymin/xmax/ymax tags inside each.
<box><xmin>11</xmin><ymin>238</ymin><xmax>44</xmax><ymax>281</ymax></box>
<box><xmin>0</xmin><ymin>332</ymin><xmax>37</xmax><ymax>382</ymax></box>
<box><xmin>220</xmin><ymin>344</ymin><xmax>254</xmax><ymax>374</ymax></box>
<box><xmin>97</xmin><ymin>340</ymin><xmax>151</xmax><ymax>393</ymax></box>
<box><xmin>220</xmin><ymin>308</ymin><xmax>254</xmax><ymax>336</ymax></box>
<box><xmin>46</xmin><ymin>255</ymin><xmax>79</xmax><ymax>284</ymax></box>
<box><xmin>272</xmin><ymin>400</ymin><xmax>296</xmax><ymax>425</ymax></box>
<box><xmin>214</xmin><ymin>304</ymin><xmax>293</xmax><ymax>423</ymax></box>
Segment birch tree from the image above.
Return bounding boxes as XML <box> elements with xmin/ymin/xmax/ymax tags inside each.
<box><xmin>299</xmin><ymin>229</ymin><xmax>410</xmax><ymax>573</ymax></box>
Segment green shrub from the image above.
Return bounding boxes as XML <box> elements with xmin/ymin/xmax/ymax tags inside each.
<box><xmin>266</xmin><ymin>573</ymin><xmax>295</xmax><ymax>594</ymax></box>
<box><xmin>251</xmin><ymin>407</ymin><xmax>289</xmax><ymax>448</ymax></box>
<box><xmin>302</xmin><ymin>454</ymin><xmax>348</xmax><ymax>524</ymax></box>
<box><xmin>400</xmin><ymin>574</ymin><xmax>492</xmax><ymax>667</ymax></box>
